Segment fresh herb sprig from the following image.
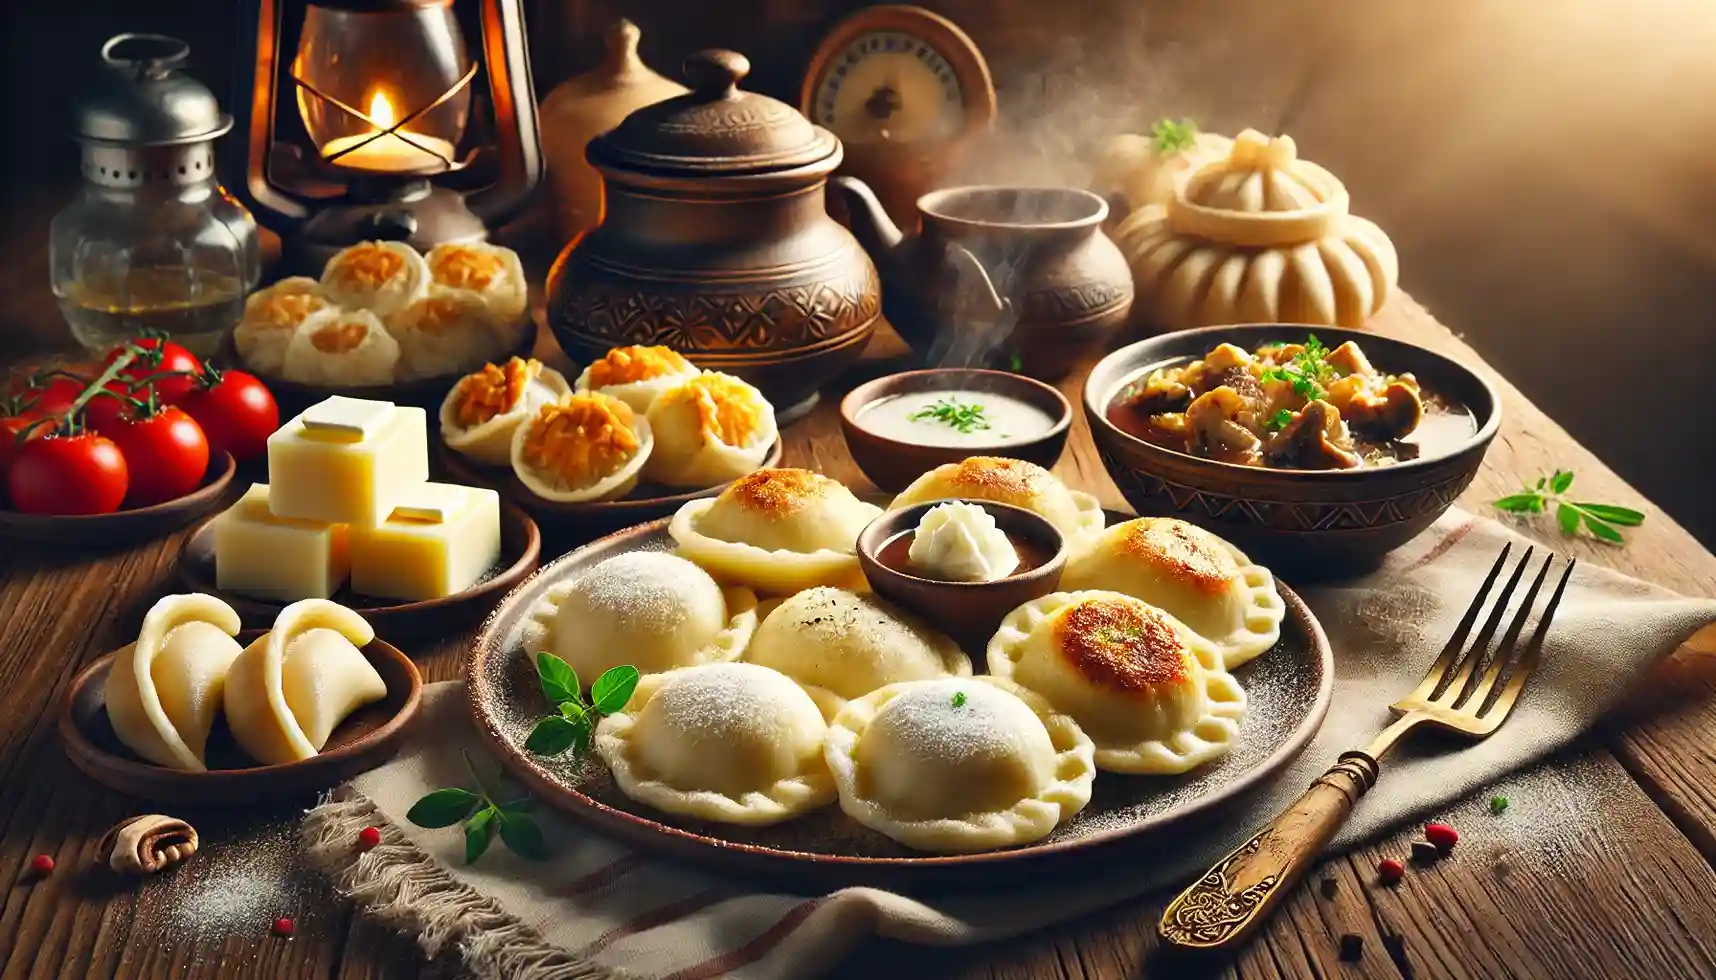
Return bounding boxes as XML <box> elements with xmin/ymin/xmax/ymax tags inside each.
<box><xmin>1263</xmin><ymin>408</ymin><xmax>1295</xmax><ymax>432</ymax></box>
<box><xmin>407</xmin><ymin>749</ymin><xmax>545</xmax><ymax>864</ymax></box>
<box><xmin>1492</xmin><ymin>469</ymin><xmax>1644</xmax><ymax>544</ymax></box>
<box><xmin>911</xmin><ymin>397</ymin><xmax>993</xmax><ymax>435</ymax></box>
<box><xmin>527</xmin><ymin>655</ymin><xmax>640</xmax><ymax>757</ymax></box>
<box><xmin>1259</xmin><ymin>334</ymin><xmax>1339</xmax><ymax>402</ymax></box>
<box><xmin>950</xmin><ymin>691</ymin><xmax>967</xmax><ymax>708</ymax></box>
<box><xmin>1150</xmin><ymin>118</ymin><xmax>1199</xmax><ymax>154</ymax></box>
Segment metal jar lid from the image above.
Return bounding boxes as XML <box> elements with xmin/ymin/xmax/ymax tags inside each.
<box><xmin>587</xmin><ymin>49</ymin><xmax>840</xmax><ymax>179</ymax></box>
<box><xmin>74</xmin><ymin>34</ymin><xmax>232</xmax><ymax>147</ymax></box>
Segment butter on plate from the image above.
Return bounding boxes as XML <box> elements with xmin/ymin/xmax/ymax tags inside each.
<box><xmin>214</xmin><ymin>483</ymin><xmax>350</xmax><ymax>601</ymax></box>
<box><xmin>350</xmin><ymin>483</ymin><xmax>501</xmax><ymax>602</ymax></box>
<box><xmin>267</xmin><ymin>397</ymin><xmax>428</xmax><ymax>526</ymax></box>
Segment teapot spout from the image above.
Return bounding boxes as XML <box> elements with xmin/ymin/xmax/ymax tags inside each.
<box><xmin>829</xmin><ymin>176</ymin><xmax>903</xmax><ymax>255</ymax></box>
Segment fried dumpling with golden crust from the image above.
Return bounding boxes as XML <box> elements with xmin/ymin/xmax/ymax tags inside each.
<box><xmin>319</xmin><ymin>240</ymin><xmax>429</xmax><ymax>318</ymax></box>
<box><xmin>890</xmin><ymin>457</ymin><xmax>1106</xmax><ymax>553</ymax></box>
<box><xmin>281</xmin><ymin>308</ymin><xmax>401</xmax><ymax>387</ymax></box>
<box><xmin>575</xmin><ymin>345</ymin><xmax>700</xmax><ymax>413</ymax></box>
<box><xmin>669</xmin><ymin>468</ymin><xmax>881</xmax><ymax>594</ymax></box>
<box><xmin>746</xmin><ymin>587</ymin><xmax>969</xmax><ymax>701</ymax></box>
<box><xmin>439</xmin><ymin>358</ymin><xmax>572</xmax><ymax>467</ymax></box>
<box><xmin>510</xmin><ymin>392</ymin><xmax>652</xmax><ymax>503</ymax></box>
<box><xmin>642</xmin><ymin>371</ymin><xmax>777</xmax><ymax>488</ymax></box>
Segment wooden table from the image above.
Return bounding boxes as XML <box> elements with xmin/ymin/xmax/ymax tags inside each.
<box><xmin>4</xmin><ymin>286</ymin><xmax>1716</xmax><ymax>979</ymax></box>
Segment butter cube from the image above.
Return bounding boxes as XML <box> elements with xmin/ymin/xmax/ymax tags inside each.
<box><xmin>214</xmin><ymin>483</ymin><xmax>350</xmax><ymax>601</ymax></box>
<box><xmin>350</xmin><ymin>483</ymin><xmax>501</xmax><ymax>601</ymax></box>
<box><xmin>267</xmin><ymin>397</ymin><xmax>428</xmax><ymax>525</ymax></box>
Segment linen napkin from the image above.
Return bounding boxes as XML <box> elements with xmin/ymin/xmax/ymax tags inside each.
<box><xmin>303</xmin><ymin>508</ymin><xmax>1716</xmax><ymax>980</ymax></box>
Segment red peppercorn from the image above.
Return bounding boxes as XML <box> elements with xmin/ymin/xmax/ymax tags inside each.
<box><xmin>1377</xmin><ymin>857</ymin><xmax>1405</xmax><ymax>883</ymax></box>
<box><xmin>357</xmin><ymin>826</ymin><xmax>382</xmax><ymax>851</ymax></box>
<box><xmin>272</xmin><ymin>916</ymin><xmax>295</xmax><ymax>937</ymax></box>
<box><xmin>1425</xmin><ymin>822</ymin><xmax>1459</xmax><ymax>852</ymax></box>
<box><xmin>28</xmin><ymin>854</ymin><xmax>54</xmax><ymax>877</ymax></box>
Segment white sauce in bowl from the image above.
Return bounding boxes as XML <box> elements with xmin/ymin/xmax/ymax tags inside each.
<box><xmin>856</xmin><ymin>389</ymin><xmax>1058</xmax><ymax>448</ymax></box>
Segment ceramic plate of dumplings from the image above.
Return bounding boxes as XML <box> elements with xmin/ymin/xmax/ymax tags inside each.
<box><xmin>466</xmin><ymin>507</ymin><xmax>1334</xmax><ymax>890</ymax></box>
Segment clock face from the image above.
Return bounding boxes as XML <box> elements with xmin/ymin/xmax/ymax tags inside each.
<box><xmin>809</xmin><ymin>31</ymin><xmax>967</xmax><ymax>145</ymax></box>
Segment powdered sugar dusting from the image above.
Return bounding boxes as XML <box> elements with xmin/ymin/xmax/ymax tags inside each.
<box><xmin>869</xmin><ymin>680</ymin><xmax>1045</xmax><ymax>766</ymax></box>
<box><xmin>644</xmin><ymin>663</ymin><xmax>818</xmax><ymax>746</ymax></box>
<box><xmin>142</xmin><ymin>812</ymin><xmax>333</xmax><ymax>947</ymax></box>
<box><xmin>571</xmin><ymin>551</ymin><xmax>719</xmax><ymax>633</ymax></box>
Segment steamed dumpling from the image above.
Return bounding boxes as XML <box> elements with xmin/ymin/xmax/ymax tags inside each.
<box><xmin>509</xmin><ymin>392</ymin><xmax>652</xmax><ymax>503</ymax></box>
<box><xmin>104</xmin><ymin>593</ymin><xmax>245</xmax><ymax>771</ymax></box>
<box><xmin>824</xmin><ymin>677</ymin><xmax>1095</xmax><ymax>853</ymax></box>
<box><xmin>642</xmin><ymin>371</ymin><xmax>777</xmax><ymax>488</ymax></box>
<box><xmin>890</xmin><ymin>457</ymin><xmax>1106</xmax><ymax>552</ymax></box>
<box><xmin>522</xmin><ymin>551</ymin><xmax>758</xmax><ymax>679</ymax></box>
<box><xmin>224</xmin><ymin>599</ymin><xmax>387</xmax><ymax>765</ymax></box>
<box><xmin>988</xmin><ymin>591</ymin><xmax>1246</xmax><ymax>774</ymax></box>
<box><xmin>575</xmin><ymin>345</ymin><xmax>699</xmax><ymax>413</ymax></box>
<box><xmin>1062</xmin><ymin>518</ymin><xmax>1285</xmax><ymax>668</ymax></box>
<box><xmin>439</xmin><ymin>358</ymin><xmax>572</xmax><ymax>467</ymax></box>
<box><xmin>320</xmin><ymin>240</ymin><xmax>430</xmax><ymax>318</ymax></box>
<box><xmin>389</xmin><ymin>288</ymin><xmax>501</xmax><ymax>381</ymax></box>
<box><xmin>747</xmin><ymin>587</ymin><xmax>969</xmax><ymax>701</ymax></box>
<box><xmin>282</xmin><ymin>308</ymin><xmax>401</xmax><ymax>386</ymax></box>
<box><xmin>425</xmin><ymin>241</ymin><xmax>529</xmax><ymax>330</ymax></box>
<box><xmin>669</xmin><ymin>468</ymin><xmax>883</xmax><ymax>594</ymax></box>
<box><xmin>234</xmin><ymin>277</ymin><xmax>331</xmax><ymax>376</ymax></box>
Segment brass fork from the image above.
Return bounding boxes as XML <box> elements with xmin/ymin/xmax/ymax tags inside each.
<box><xmin>1159</xmin><ymin>544</ymin><xmax>1576</xmax><ymax>953</ymax></box>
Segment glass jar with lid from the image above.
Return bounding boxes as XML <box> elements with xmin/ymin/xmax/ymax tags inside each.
<box><xmin>50</xmin><ymin>33</ymin><xmax>260</xmax><ymax>357</ymax></box>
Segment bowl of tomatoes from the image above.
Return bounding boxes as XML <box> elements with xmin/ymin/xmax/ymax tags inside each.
<box><xmin>0</xmin><ymin>334</ymin><xmax>280</xmax><ymax>546</ymax></box>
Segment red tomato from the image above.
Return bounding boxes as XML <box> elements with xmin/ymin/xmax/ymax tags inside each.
<box><xmin>174</xmin><ymin>368</ymin><xmax>278</xmax><ymax>462</ymax></box>
<box><xmin>105</xmin><ymin>338</ymin><xmax>202</xmax><ymax>404</ymax></box>
<box><xmin>104</xmin><ymin>405</ymin><xmax>209</xmax><ymax>505</ymax></box>
<box><xmin>14</xmin><ymin>374</ymin><xmax>89</xmax><ymax>417</ymax></box>
<box><xmin>7</xmin><ymin>431</ymin><xmax>129</xmax><ymax>515</ymax></box>
<box><xmin>81</xmin><ymin>380</ymin><xmax>137</xmax><ymax>434</ymax></box>
<box><xmin>0</xmin><ymin>415</ymin><xmax>50</xmax><ymax>498</ymax></box>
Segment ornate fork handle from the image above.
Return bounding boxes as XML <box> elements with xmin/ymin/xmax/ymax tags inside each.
<box><xmin>1159</xmin><ymin>751</ymin><xmax>1380</xmax><ymax>951</ymax></box>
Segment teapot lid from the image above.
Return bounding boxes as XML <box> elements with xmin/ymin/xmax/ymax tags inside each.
<box><xmin>588</xmin><ymin>49</ymin><xmax>840</xmax><ymax>178</ymax></box>
<box><xmin>74</xmin><ymin>34</ymin><xmax>231</xmax><ymax>147</ymax></box>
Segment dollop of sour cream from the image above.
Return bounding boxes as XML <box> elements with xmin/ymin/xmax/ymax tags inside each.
<box><xmin>907</xmin><ymin>501</ymin><xmax>1020</xmax><ymax>583</ymax></box>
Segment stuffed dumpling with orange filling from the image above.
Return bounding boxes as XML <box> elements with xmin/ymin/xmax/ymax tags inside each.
<box><xmin>643</xmin><ymin>371</ymin><xmax>777</xmax><ymax>488</ymax></box>
<box><xmin>319</xmin><ymin>240</ymin><xmax>429</xmax><ymax>318</ymax></box>
<box><xmin>510</xmin><ymin>392</ymin><xmax>653</xmax><ymax>502</ymax></box>
<box><xmin>425</xmin><ymin>241</ymin><xmax>529</xmax><ymax>331</ymax></box>
<box><xmin>439</xmin><ymin>357</ymin><xmax>572</xmax><ymax>466</ymax></box>
<box><xmin>575</xmin><ymin>345</ymin><xmax>699</xmax><ymax>412</ymax></box>
<box><xmin>281</xmin><ymin>308</ymin><xmax>401</xmax><ymax>387</ymax></box>
<box><xmin>389</xmin><ymin>288</ymin><xmax>499</xmax><ymax>380</ymax></box>
<box><xmin>234</xmin><ymin>277</ymin><xmax>331</xmax><ymax>376</ymax></box>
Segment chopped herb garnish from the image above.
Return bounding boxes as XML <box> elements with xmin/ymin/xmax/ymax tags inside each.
<box><xmin>1490</xmin><ymin>795</ymin><xmax>1509</xmax><ymax>814</ymax></box>
<box><xmin>911</xmin><ymin>397</ymin><xmax>993</xmax><ymax>435</ymax></box>
<box><xmin>1258</xmin><ymin>334</ymin><xmax>1339</xmax><ymax>402</ymax></box>
<box><xmin>1264</xmin><ymin>408</ymin><xmax>1294</xmax><ymax>432</ymax></box>
<box><xmin>1149</xmin><ymin>118</ymin><xmax>1199</xmax><ymax>154</ymax></box>
<box><xmin>950</xmin><ymin>691</ymin><xmax>967</xmax><ymax>708</ymax></box>
<box><xmin>1492</xmin><ymin>469</ymin><xmax>1644</xmax><ymax>544</ymax></box>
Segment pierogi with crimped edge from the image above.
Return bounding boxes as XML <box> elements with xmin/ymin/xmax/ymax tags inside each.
<box><xmin>988</xmin><ymin>590</ymin><xmax>1246</xmax><ymax>774</ymax></box>
<box><xmin>595</xmin><ymin>661</ymin><xmax>841</xmax><ymax>826</ymax></box>
<box><xmin>233</xmin><ymin>277</ymin><xmax>331</xmax><ymax>376</ymax></box>
<box><xmin>746</xmin><ymin>587</ymin><xmax>969</xmax><ymax>702</ymax></box>
<box><xmin>424</xmin><ymin>241</ymin><xmax>529</xmax><ymax>328</ymax></box>
<box><xmin>510</xmin><ymin>392</ymin><xmax>653</xmax><ymax>503</ymax></box>
<box><xmin>1061</xmin><ymin>517</ymin><xmax>1285</xmax><ymax>668</ymax></box>
<box><xmin>890</xmin><ymin>456</ymin><xmax>1107</xmax><ymax>553</ymax></box>
<box><xmin>439</xmin><ymin>357</ymin><xmax>572</xmax><ymax>467</ymax></box>
<box><xmin>522</xmin><ymin>551</ymin><xmax>758</xmax><ymax>679</ymax></box>
<box><xmin>104</xmin><ymin>593</ymin><xmax>245</xmax><ymax>772</ymax></box>
<box><xmin>575</xmin><ymin>345</ymin><xmax>700</xmax><ymax>413</ymax></box>
<box><xmin>669</xmin><ymin>468</ymin><xmax>882</xmax><ymax>594</ymax></box>
<box><xmin>319</xmin><ymin>240</ymin><xmax>430</xmax><ymax>318</ymax></box>
<box><xmin>388</xmin><ymin>288</ymin><xmax>502</xmax><ymax>381</ymax></box>
<box><xmin>281</xmin><ymin>307</ymin><xmax>401</xmax><ymax>386</ymax></box>
<box><xmin>823</xmin><ymin>676</ymin><xmax>1096</xmax><ymax>853</ymax></box>
<box><xmin>642</xmin><ymin>371</ymin><xmax>778</xmax><ymax>488</ymax></box>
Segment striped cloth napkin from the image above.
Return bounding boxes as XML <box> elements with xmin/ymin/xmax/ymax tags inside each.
<box><xmin>302</xmin><ymin>508</ymin><xmax>1716</xmax><ymax>980</ymax></box>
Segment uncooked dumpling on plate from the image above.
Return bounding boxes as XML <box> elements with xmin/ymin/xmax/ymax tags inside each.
<box><xmin>574</xmin><ymin>345</ymin><xmax>700</xmax><ymax>413</ymax></box>
<box><xmin>425</xmin><ymin>241</ymin><xmax>529</xmax><ymax>330</ymax></box>
<box><xmin>319</xmin><ymin>240</ymin><xmax>430</xmax><ymax>318</ymax></box>
<box><xmin>522</xmin><ymin>551</ymin><xmax>758</xmax><ymax>679</ymax></box>
<box><xmin>669</xmin><ymin>468</ymin><xmax>883</xmax><ymax>594</ymax></box>
<box><xmin>439</xmin><ymin>357</ymin><xmax>572</xmax><ymax>467</ymax></box>
<box><xmin>1062</xmin><ymin>518</ymin><xmax>1285</xmax><ymax>668</ymax></box>
<box><xmin>509</xmin><ymin>392</ymin><xmax>653</xmax><ymax>503</ymax></box>
<box><xmin>282</xmin><ymin>308</ymin><xmax>402</xmax><ymax>387</ymax></box>
<box><xmin>233</xmin><ymin>277</ymin><xmax>331</xmax><ymax>376</ymax></box>
<box><xmin>746</xmin><ymin>586</ymin><xmax>969</xmax><ymax>701</ymax></box>
<box><xmin>105</xmin><ymin>593</ymin><xmax>245</xmax><ymax>772</ymax></box>
<box><xmin>890</xmin><ymin>456</ymin><xmax>1106</xmax><ymax>553</ymax></box>
<box><xmin>988</xmin><ymin>590</ymin><xmax>1246</xmax><ymax>774</ymax></box>
<box><xmin>642</xmin><ymin>371</ymin><xmax>777</xmax><ymax>488</ymax></box>
<box><xmin>389</xmin><ymin>288</ymin><xmax>501</xmax><ymax>381</ymax></box>
<box><xmin>595</xmin><ymin>661</ymin><xmax>839</xmax><ymax>826</ymax></box>
<box><xmin>824</xmin><ymin>676</ymin><xmax>1095</xmax><ymax>853</ymax></box>
<box><xmin>224</xmin><ymin>599</ymin><xmax>387</xmax><ymax>765</ymax></box>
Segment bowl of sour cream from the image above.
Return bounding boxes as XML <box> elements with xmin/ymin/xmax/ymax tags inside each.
<box><xmin>839</xmin><ymin>368</ymin><xmax>1072</xmax><ymax>493</ymax></box>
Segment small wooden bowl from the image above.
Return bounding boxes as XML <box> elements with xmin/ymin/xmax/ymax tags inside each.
<box><xmin>60</xmin><ymin>630</ymin><xmax>422</xmax><ymax>804</ymax></box>
<box><xmin>0</xmin><ymin>451</ymin><xmax>236</xmax><ymax>547</ymax></box>
<box><xmin>839</xmin><ymin>369</ymin><xmax>1072</xmax><ymax>493</ymax></box>
<box><xmin>857</xmin><ymin>499</ymin><xmax>1068</xmax><ymax>653</ymax></box>
<box><xmin>177</xmin><ymin>501</ymin><xmax>541</xmax><ymax>641</ymax></box>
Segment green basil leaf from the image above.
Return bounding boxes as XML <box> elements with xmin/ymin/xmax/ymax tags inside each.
<box><xmin>559</xmin><ymin>701</ymin><xmax>587</xmax><ymax>723</ymax></box>
<box><xmin>464</xmin><ymin>808</ymin><xmax>497</xmax><ymax>864</ymax></box>
<box><xmin>537</xmin><ymin>653</ymin><xmax>580</xmax><ymax>707</ymax></box>
<box><xmin>1550</xmin><ymin>470</ymin><xmax>1575</xmax><ymax>494</ymax></box>
<box><xmin>1574</xmin><ymin>503</ymin><xmax>1645</xmax><ymax>526</ymax></box>
<box><xmin>592</xmin><ymin>665</ymin><xmax>641</xmax><ymax>715</ymax></box>
<box><xmin>1583</xmin><ymin>514</ymin><xmax>1625</xmax><ymax>544</ymax></box>
<box><xmin>1556</xmin><ymin>502</ymin><xmax>1580</xmax><ymax>536</ymax></box>
<box><xmin>406</xmin><ymin>787</ymin><xmax>481</xmax><ymax>828</ymax></box>
<box><xmin>497</xmin><ymin>813</ymin><xmax>548</xmax><ymax>860</ymax></box>
<box><xmin>525</xmin><ymin>716</ymin><xmax>580</xmax><ymax>756</ymax></box>
<box><xmin>1492</xmin><ymin>493</ymin><xmax>1542</xmax><ymax>514</ymax></box>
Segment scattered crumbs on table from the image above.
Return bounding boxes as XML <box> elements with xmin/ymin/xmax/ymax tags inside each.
<box><xmin>1411</xmin><ymin>840</ymin><xmax>1441</xmax><ymax>865</ymax></box>
<box><xmin>147</xmin><ymin>811</ymin><xmax>334</xmax><ymax>945</ymax></box>
<box><xmin>1338</xmin><ymin>933</ymin><xmax>1364</xmax><ymax>961</ymax></box>
<box><xmin>1318</xmin><ymin>875</ymin><xmax>1338</xmax><ymax>899</ymax></box>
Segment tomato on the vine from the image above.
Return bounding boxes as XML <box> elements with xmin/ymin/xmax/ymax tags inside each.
<box><xmin>0</xmin><ymin>415</ymin><xmax>50</xmax><ymax>499</ymax></box>
<box><xmin>7</xmin><ymin>430</ymin><xmax>129</xmax><ymax>515</ymax></box>
<box><xmin>81</xmin><ymin>380</ymin><xmax>137</xmax><ymax>434</ymax></box>
<box><xmin>105</xmin><ymin>338</ymin><xmax>202</xmax><ymax>404</ymax></box>
<box><xmin>13</xmin><ymin>373</ymin><xmax>89</xmax><ymax>418</ymax></box>
<box><xmin>103</xmin><ymin>403</ymin><xmax>209</xmax><ymax>506</ymax></box>
<box><xmin>174</xmin><ymin>367</ymin><xmax>278</xmax><ymax>462</ymax></box>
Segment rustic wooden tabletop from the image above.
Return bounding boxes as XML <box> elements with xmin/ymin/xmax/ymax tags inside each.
<box><xmin>2</xmin><ymin>205</ymin><xmax>1715</xmax><ymax>978</ymax></box>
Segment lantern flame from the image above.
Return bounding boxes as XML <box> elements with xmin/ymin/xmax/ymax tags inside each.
<box><xmin>368</xmin><ymin>91</ymin><xmax>397</xmax><ymax>130</ymax></box>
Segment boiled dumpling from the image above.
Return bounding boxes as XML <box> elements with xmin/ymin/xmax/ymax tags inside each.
<box><xmin>320</xmin><ymin>240</ymin><xmax>430</xmax><ymax>318</ymax></box>
<box><xmin>425</xmin><ymin>241</ymin><xmax>529</xmax><ymax>332</ymax></box>
<box><xmin>522</xmin><ymin>551</ymin><xmax>758</xmax><ymax>679</ymax></box>
<box><xmin>747</xmin><ymin>587</ymin><xmax>969</xmax><ymax>701</ymax></box>
<box><xmin>439</xmin><ymin>357</ymin><xmax>572</xmax><ymax>467</ymax></box>
<box><xmin>282</xmin><ymin>308</ymin><xmax>401</xmax><ymax>387</ymax></box>
<box><xmin>234</xmin><ymin>277</ymin><xmax>331</xmax><ymax>376</ymax></box>
<box><xmin>574</xmin><ymin>345</ymin><xmax>699</xmax><ymax>413</ymax></box>
<box><xmin>642</xmin><ymin>371</ymin><xmax>777</xmax><ymax>488</ymax></box>
<box><xmin>509</xmin><ymin>392</ymin><xmax>652</xmax><ymax>503</ymax></box>
<box><xmin>1062</xmin><ymin>518</ymin><xmax>1285</xmax><ymax>668</ymax></box>
<box><xmin>824</xmin><ymin>677</ymin><xmax>1095</xmax><ymax>853</ymax></box>
<box><xmin>890</xmin><ymin>457</ymin><xmax>1106</xmax><ymax>553</ymax></box>
<box><xmin>224</xmin><ymin>599</ymin><xmax>387</xmax><ymax>765</ymax></box>
<box><xmin>388</xmin><ymin>288</ymin><xmax>501</xmax><ymax>381</ymax></box>
<box><xmin>988</xmin><ymin>591</ymin><xmax>1245</xmax><ymax>774</ymax></box>
<box><xmin>595</xmin><ymin>661</ymin><xmax>839</xmax><ymax>826</ymax></box>
<box><xmin>669</xmin><ymin>468</ymin><xmax>883</xmax><ymax>594</ymax></box>
<box><xmin>105</xmin><ymin>593</ymin><xmax>245</xmax><ymax>772</ymax></box>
